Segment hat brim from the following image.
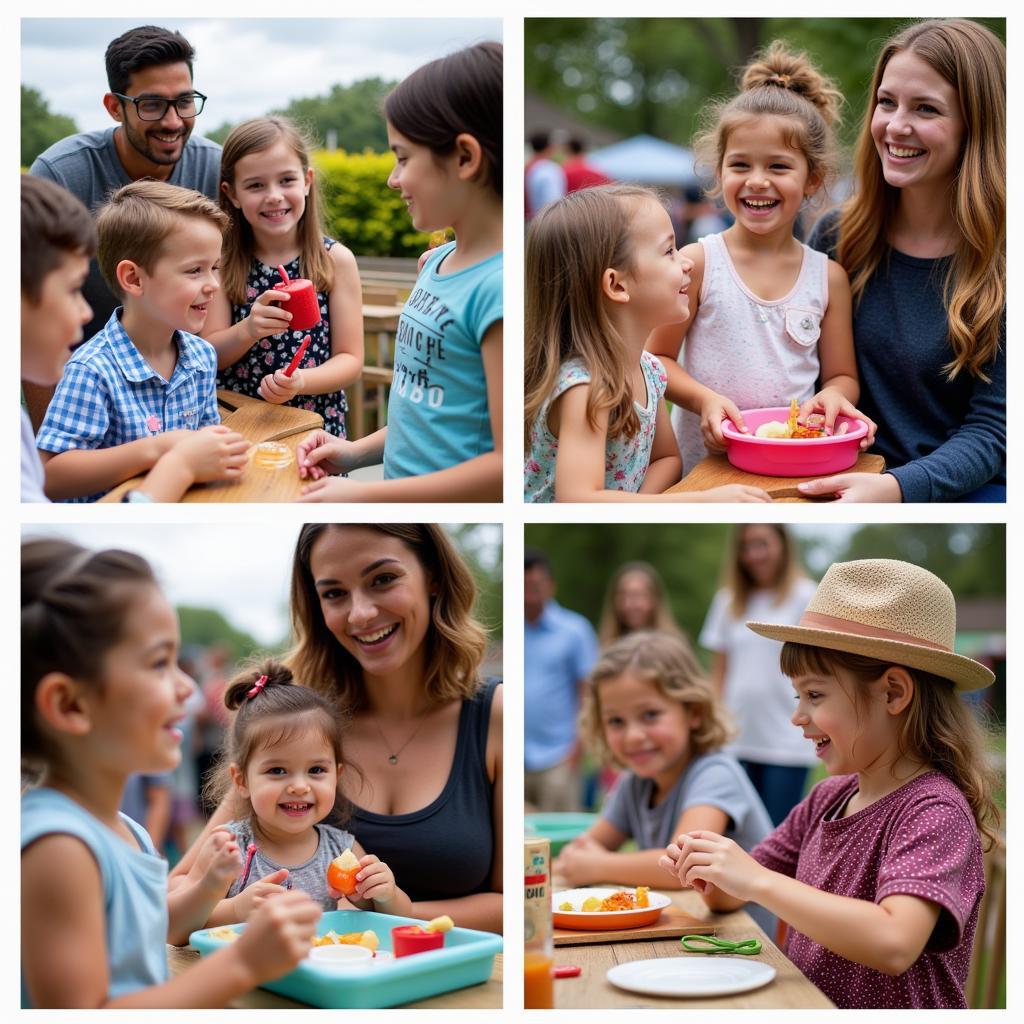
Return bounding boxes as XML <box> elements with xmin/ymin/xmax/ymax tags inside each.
<box><xmin>746</xmin><ymin>621</ymin><xmax>995</xmax><ymax>692</ymax></box>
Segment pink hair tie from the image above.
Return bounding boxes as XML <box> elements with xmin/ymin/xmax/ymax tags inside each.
<box><xmin>247</xmin><ymin>674</ymin><xmax>269</xmax><ymax>699</ymax></box>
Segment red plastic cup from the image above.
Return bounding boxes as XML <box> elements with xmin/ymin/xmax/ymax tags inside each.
<box><xmin>275</xmin><ymin>265</ymin><xmax>321</xmax><ymax>331</ymax></box>
<box><xmin>391</xmin><ymin>925</ymin><xmax>444</xmax><ymax>958</ymax></box>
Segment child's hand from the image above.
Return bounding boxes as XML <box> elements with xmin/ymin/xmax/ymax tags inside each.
<box><xmin>299</xmin><ymin>476</ymin><xmax>370</xmax><ymax>502</ymax></box>
<box><xmin>295</xmin><ymin>431</ymin><xmax>358</xmax><ymax>479</ymax></box>
<box><xmin>233</xmin><ymin>889</ymin><xmax>321</xmax><ymax>986</ymax></box>
<box><xmin>170</xmin><ymin>425</ymin><xmax>250</xmax><ymax>483</ymax></box>
<box><xmin>247</xmin><ymin>289</ymin><xmax>293</xmax><ymax>341</ymax></box>
<box><xmin>673</xmin><ymin>830</ymin><xmax>767</xmax><ymax>902</ymax></box>
<box><xmin>699</xmin><ymin>393</ymin><xmax>747</xmax><ymax>452</ymax></box>
<box><xmin>351</xmin><ymin>854</ymin><xmax>397</xmax><ymax>905</ymax></box>
<box><xmin>258</xmin><ymin>368</ymin><xmax>304</xmax><ymax>404</ymax></box>
<box><xmin>196</xmin><ymin>828</ymin><xmax>243</xmax><ymax>897</ymax></box>
<box><xmin>697</xmin><ymin>484</ymin><xmax>771</xmax><ymax>502</ymax></box>
<box><xmin>231</xmin><ymin>868</ymin><xmax>291</xmax><ymax>919</ymax></box>
<box><xmin>552</xmin><ymin>837</ymin><xmax>604</xmax><ymax>887</ymax></box>
<box><xmin>797</xmin><ymin>472</ymin><xmax>903</xmax><ymax>503</ymax></box>
<box><xmin>799</xmin><ymin>389</ymin><xmax>877</xmax><ymax>448</ymax></box>
<box><xmin>658</xmin><ymin>841</ymin><xmax>684</xmax><ymax>882</ymax></box>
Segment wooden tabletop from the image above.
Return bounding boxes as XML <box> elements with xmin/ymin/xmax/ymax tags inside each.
<box><xmin>362</xmin><ymin>303</ymin><xmax>405</xmax><ymax>331</ymax></box>
<box><xmin>99</xmin><ymin>390</ymin><xmax>323</xmax><ymax>503</ymax></box>
<box><xmin>167</xmin><ymin>946</ymin><xmax>501</xmax><ymax>1009</ymax></box>
<box><xmin>667</xmin><ymin>452</ymin><xmax>886</xmax><ymax>502</ymax></box>
<box><xmin>550</xmin><ymin>888</ymin><xmax>833</xmax><ymax>1009</ymax></box>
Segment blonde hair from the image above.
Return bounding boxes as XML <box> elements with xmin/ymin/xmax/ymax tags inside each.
<box><xmin>724</xmin><ymin>524</ymin><xmax>806</xmax><ymax>619</ymax></box>
<box><xmin>580</xmin><ymin>631</ymin><xmax>734</xmax><ymax>767</ymax></box>
<box><xmin>287</xmin><ymin>524</ymin><xmax>487</xmax><ymax>714</ymax></box>
<box><xmin>694</xmin><ymin>40</ymin><xmax>844</xmax><ymax>204</ymax></box>
<box><xmin>597</xmin><ymin>562</ymin><xmax>683</xmax><ymax>647</ymax></box>
<box><xmin>218</xmin><ymin>117</ymin><xmax>334</xmax><ymax>305</ymax></box>
<box><xmin>524</xmin><ymin>184</ymin><xmax>665</xmax><ymax>450</ymax></box>
<box><xmin>837</xmin><ymin>19</ymin><xmax>1005</xmax><ymax>381</ymax></box>
<box><xmin>95</xmin><ymin>180</ymin><xmax>229</xmax><ymax>298</ymax></box>
<box><xmin>779</xmin><ymin>644</ymin><xmax>1001</xmax><ymax>850</ymax></box>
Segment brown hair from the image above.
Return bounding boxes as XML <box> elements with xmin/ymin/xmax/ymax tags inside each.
<box><xmin>524</xmin><ymin>184</ymin><xmax>665</xmax><ymax>450</ymax></box>
<box><xmin>580</xmin><ymin>631</ymin><xmax>734</xmax><ymax>766</ymax></box>
<box><xmin>836</xmin><ymin>19</ymin><xmax>1005</xmax><ymax>381</ymax></box>
<box><xmin>203</xmin><ymin>659</ymin><xmax>351</xmax><ymax>824</ymax></box>
<box><xmin>95</xmin><ymin>180</ymin><xmax>229</xmax><ymax>298</ymax></box>
<box><xmin>597</xmin><ymin>562</ymin><xmax>683</xmax><ymax>647</ymax></box>
<box><xmin>288</xmin><ymin>524</ymin><xmax>487</xmax><ymax>714</ymax></box>
<box><xmin>218</xmin><ymin>116</ymin><xmax>333</xmax><ymax>305</ymax></box>
<box><xmin>779</xmin><ymin>643</ymin><xmax>1001</xmax><ymax>850</ymax></box>
<box><xmin>724</xmin><ymin>524</ymin><xmax>806</xmax><ymax>619</ymax></box>
<box><xmin>385</xmin><ymin>41</ymin><xmax>502</xmax><ymax>197</ymax></box>
<box><xmin>22</xmin><ymin>538</ymin><xmax>158</xmax><ymax>777</ymax></box>
<box><xmin>694</xmin><ymin>40</ymin><xmax>844</xmax><ymax>205</ymax></box>
<box><xmin>105</xmin><ymin>24</ymin><xmax>195</xmax><ymax>95</ymax></box>
<box><xmin>21</xmin><ymin>175</ymin><xmax>97</xmax><ymax>304</ymax></box>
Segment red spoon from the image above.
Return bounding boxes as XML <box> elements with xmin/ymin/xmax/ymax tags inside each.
<box><xmin>284</xmin><ymin>335</ymin><xmax>311</xmax><ymax>377</ymax></box>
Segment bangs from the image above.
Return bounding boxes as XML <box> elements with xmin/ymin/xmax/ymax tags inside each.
<box><xmin>246</xmin><ymin>709</ymin><xmax>338</xmax><ymax>762</ymax></box>
<box><xmin>779</xmin><ymin>642</ymin><xmax>889</xmax><ymax>681</ymax></box>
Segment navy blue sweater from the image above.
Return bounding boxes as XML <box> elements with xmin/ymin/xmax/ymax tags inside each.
<box><xmin>809</xmin><ymin>211</ymin><xmax>1005</xmax><ymax>502</ymax></box>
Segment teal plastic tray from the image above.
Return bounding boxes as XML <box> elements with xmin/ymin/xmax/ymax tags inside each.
<box><xmin>525</xmin><ymin>812</ymin><xmax>598</xmax><ymax>855</ymax></box>
<box><xmin>189</xmin><ymin>909</ymin><xmax>502</xmax><ymax>1008</ymax></box>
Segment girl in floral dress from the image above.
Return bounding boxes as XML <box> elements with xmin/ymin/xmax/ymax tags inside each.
<box><xmin>205</xmin><ymin>117</ymin><xmax>363</xmax><ymax>436</ymax></box>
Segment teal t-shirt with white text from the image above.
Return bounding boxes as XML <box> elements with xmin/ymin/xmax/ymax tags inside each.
<box><xmin>383</xmin><ymin>242</ymin><xmax>502</xmax><ymax>478</ymax></box>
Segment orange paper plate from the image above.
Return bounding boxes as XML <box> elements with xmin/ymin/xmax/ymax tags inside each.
<box><xmin>552</xmin><ymin>887</ymin><xmax>670</xmax><ymax>931</ymax></box>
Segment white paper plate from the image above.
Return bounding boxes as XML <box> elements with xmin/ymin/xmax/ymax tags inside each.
<box><xmin>607</xmin><ymin>956</ymin><xmax>776</xmax><ymax>997</ymax></box>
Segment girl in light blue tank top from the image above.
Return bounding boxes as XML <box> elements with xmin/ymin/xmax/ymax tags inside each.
<box><xmin>21</xmin><ymin>539</ymin><xmax>320</xmax><ymax>1008</ymax></box>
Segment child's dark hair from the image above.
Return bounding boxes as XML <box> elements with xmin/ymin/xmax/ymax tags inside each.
<box><xmin>204</xmin><ymin>660</ymin><xmax>351</xmax><ymax>824</ymax></box>
<box><xmin>21</xmin><ymin>175</ymin><xmax>97</xmax><ymax>304</ymax></box>
<box><xmin>694</xmin><ymin>40</ymin><xmax>844</xmax><ymax>204</ymax></box>
<box><xmin>780</xmin><ymin>643</ymin><xmax>1002</xmax><ymax>850</ymax></box>
<box><xmin>105</xmin><ymin>25</ymin><xmax>195</xmax><ymax>95</ymax></box>
<box><xmin>384</xmin><ymin>41</ymin><xmax>502</xmax><ymax>196</ymax></box>
<box><xmin>22</xmin><ymin>538</ymin><xmax>158</xmax><ymax>777</ymax></box>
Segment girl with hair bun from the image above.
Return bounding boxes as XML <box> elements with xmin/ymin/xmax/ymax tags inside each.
<box><xmin>802</xmin><ymin>19</ymin><xmax>1005</xmax><ymax>503</ymax></box>
<box><xmin>649</xmin><ymin>41</ymin><xmax>876</xmax><ymax>477</ymax></box>
<box><xmin>196</xmin><ymin>660</ymin><xmax>412</xmax><ymax>925</ymax></box>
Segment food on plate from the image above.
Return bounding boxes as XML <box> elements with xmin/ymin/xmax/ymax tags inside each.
<box><xmin>313</xmin><ymin>928</ymin><xmax>380</xmax><ymax>950</ymax></box>
<box><xmin>424</xmin><ymin>915</ymin><xmax>454</xmax><ymax>933</ymax></box>
<box><xmin>753</xmin><ymin>399</ymin><xmax>827</xmax><ymax>439</ymax></box>
<box><xmin>208</xmin><ymin>926</ymin><xmax>240</xmax><ymax>942</ymax></box>
<box><xmin>327</xmin><ymin>848</ymin><xmax>360</xmax><ymax>895</ymax></box>
<box><xmin>564</xmin><ymin>889</ymin><xmax>652</xmax><ymax>912</ymax></box>
<box><xmin>558</xmin><ymin>901</ymin><xmax>574</xmax><ymax>911</ymax></box>
<box><xmin>635</xmin><ymin>886</ymin><xmax>650</xmax><ymax>908</ymax></box>
<box><xmin>581</xmin><ymin>896</ymin><xmax>602</xmax><ymax>912</ymax></box>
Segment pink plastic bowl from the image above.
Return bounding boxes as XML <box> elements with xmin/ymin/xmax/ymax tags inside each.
<box><xmin>721</xmin><ymin>407</ymin><xmax>868</xmax><ymax>478</ymax></box>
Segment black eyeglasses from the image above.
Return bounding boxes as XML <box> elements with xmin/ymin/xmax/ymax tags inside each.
<box><xmin>113</xmin><ymin>91</ymin><xmax>207</xmax><ymax>121</ymax></box>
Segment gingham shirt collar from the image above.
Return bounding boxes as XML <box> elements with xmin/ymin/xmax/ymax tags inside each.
<box><xmin>104</xmin><ymin>308</ymin><xmax>204</xmax><ymax>387</ymax></box>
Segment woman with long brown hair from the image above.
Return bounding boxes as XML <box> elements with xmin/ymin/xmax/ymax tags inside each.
<box><xmin>171</xmin><ymin>525</ymin><xmax>502</xmax><ymax>933</ymax></box>
<box><xmin>597</xmin><ymin>561</ymin><xmax>683</xmax><ymax>648</ymax></box>
<box><xmin>700</xmin><ymin>525</ymin><xmax>817</xmax><ymax>823</ymax></box>
<box><xmin>802</xmin><ymin>19</ymin><xmax>1004</xmax><ymax>503</ymax></box>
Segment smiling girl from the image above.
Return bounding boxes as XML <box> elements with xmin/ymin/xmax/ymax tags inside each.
<box><xmin>661</xmin><ymin>559</ymin><xmax>1000</xmax><ymax>1008</ymax></box>
<box><xmin>553</xmin><ymin>631</ymin><xmax>774</xmax><ymax>933</ymax></box>
<box><xmin>205</xmin><ymin>116</ymin><xmax>364</xmax><ymax>438</ymax></box>
<box><xmin>647</xmin><ymin>42</ymin><xmax>875</xmax><ymax>476</ymax></box>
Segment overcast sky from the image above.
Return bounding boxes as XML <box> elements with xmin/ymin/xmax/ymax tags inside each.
<box><xmin>22</xmin><ymin>17</ymin><xmax>502</xmax><ymax>135</ymax></box>
<box><xmin>22</xmin><ymin>523</ymin><xmax>501</xmax><ymax>647</ymax></box>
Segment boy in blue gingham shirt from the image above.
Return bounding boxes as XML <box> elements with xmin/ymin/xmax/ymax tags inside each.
<box><xmin>37</xmin><ymin>181</ymin><xmax>247</xmax><ymax>501</ymax></box>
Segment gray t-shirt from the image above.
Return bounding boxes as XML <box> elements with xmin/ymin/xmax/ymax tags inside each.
<box><xmin>602</xmin><ymin>750</ymin><xmax>776</xmax><ymax>934</ymax></box>
<box><xmin>30</xmin><ymin>128</ymin><xmax>222</xmax><ymax>340</ymax></box>
<box><xmin>222</xmin><ymin>819</ymin><xmax>357</xmax><ymax>911</ymax></box>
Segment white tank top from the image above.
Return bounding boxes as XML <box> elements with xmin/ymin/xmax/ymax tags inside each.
<box><xmin>671</xmin><ymin>231</ymin><xmax>829</xmax><ymax>475</ymax></box>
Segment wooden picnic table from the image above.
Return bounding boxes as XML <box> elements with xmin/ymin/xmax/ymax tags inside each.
<box><xmin>166</xmin><ymin>946</ymin><xmax>501</xmax><ymax>1009</ymax></box>
<box><xmin>550</xmin><ymin>886</ymin><xmax>833</xmax><ymax>1009</ymax></box>
<box><xmin>100</xmin><ymin>389</ymin><xmax>323</xmax><ymax>503</ymax></box>
<box><xmin>666</xmin><ymin>452</ymin><xmax>886</xmax><ymax>502</ymax></box>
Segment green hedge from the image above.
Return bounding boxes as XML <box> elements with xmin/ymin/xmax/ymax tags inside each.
<box><xmin>314</xmin><ymin>150</ymin><xmax>443</xmax><ymax>259</ymax></box>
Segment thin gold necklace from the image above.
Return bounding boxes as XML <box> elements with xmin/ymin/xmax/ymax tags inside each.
<box><xmin>374</xmin><ymin>711</ymin><xmax>431</xmax><ymax>766</ymax></box>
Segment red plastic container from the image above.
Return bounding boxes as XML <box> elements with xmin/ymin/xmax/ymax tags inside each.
<box><xmin>391</xmin><ymin>925</ymin><xmax>444</xmax><ymax>958</ymax></box>
<box><xmin>721</xmin><ymin>407</ymin><xmax>869</xmax><ymax>478</ymax></box>
<box><xmin>275</xmin><ymin>265</ymin><xmax>322</xmax><ymax>331</ymax></box>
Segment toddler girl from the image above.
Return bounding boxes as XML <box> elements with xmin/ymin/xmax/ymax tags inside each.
<box><xmin>661</xmin><ymin>559</ymin><xmax>1000</xmax><ymax>1008</ymax></box>
<box><xmin>647</xmin><ymin>42</ymin><xmax>875</xmax><ymax>474</ymax></box>
<box><xmin>21</xmin><ymin>539</ymin><xmax>319</xmax><ymax>1008</ymax></box>
<box><xmin>206</xmin><ymin>116</ymin><xmax>364</xmax><ymax>437</ymax></box>
<box><xmin>201</xmin><ymin>662</ymin><xmax>412</xmax><ymax>923</ymax></box>
<box><xmin>297</xmin><ymin>42</ymin><xmax>503</xmax><ymax>501</ymax></box>
<box><xmin>554</xmin><ymin>631</ymin><xmax>774</xmax><ymax>934</ymax></box>
<box><xmin>524</xmin><ymin>185</ymin><xmax>769</xmax><ymax>502</ymax></box>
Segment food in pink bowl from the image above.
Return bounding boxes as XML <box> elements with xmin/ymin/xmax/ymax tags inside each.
<box><xmin>721</xmin><ymin>407</ymin><xmax>869</xmax><ymax>477</ymax></box>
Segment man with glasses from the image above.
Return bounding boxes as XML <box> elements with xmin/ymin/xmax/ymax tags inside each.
<box><xmin>29</xmin><ymin>25</ymin><xmax>222</xmax><ymax>358</ymax></box>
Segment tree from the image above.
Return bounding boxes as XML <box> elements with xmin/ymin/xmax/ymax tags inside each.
<box><xmin>176</xmin><ymin>606</ymin><xmax>268</xmax><ymax>667</ymax></box>
<box><xmin>21</xmin><ymin>85</ymin><xmax>77</xmax><ymax>167</ymax></box>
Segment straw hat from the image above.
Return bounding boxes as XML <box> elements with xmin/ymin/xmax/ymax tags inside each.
<box><xmin>747</xmin><ymin>559</ymin><xmax>995</xmax><ymax>692</ymax></box>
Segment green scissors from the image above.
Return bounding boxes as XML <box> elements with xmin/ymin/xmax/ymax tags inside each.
<box><xmin>680</xmin><ymin>933</ymin><xmax>763</xmax><ymax>955</ymax></box>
